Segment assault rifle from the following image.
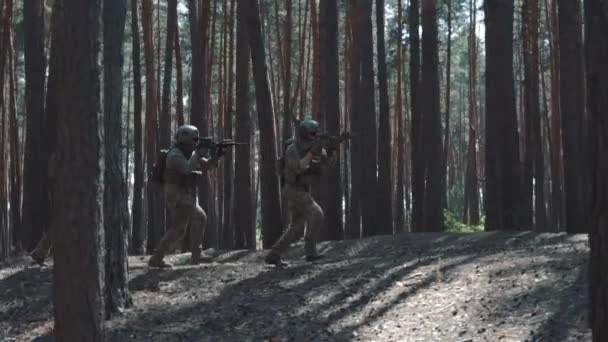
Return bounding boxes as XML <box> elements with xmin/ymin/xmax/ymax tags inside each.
<box><xmin>196</xmin><ymin>137</ymin><xmax>249</xmax><ymax>155</ymax></box>
<box><xmin>310</xmin><ymin>131</ymin><xmax>355</xmax><ymax>155</ymax></box>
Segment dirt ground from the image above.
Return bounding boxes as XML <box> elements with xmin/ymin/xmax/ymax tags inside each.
<box><xmin>0</xmin><ymin>231</ymin><xmax>590</xmax><ymax>342</ymax></box>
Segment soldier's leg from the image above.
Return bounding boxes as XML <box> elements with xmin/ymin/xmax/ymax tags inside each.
<box><xmin>31</xmin><ymin>232</ymin><xmax>52</xmax><ymax>266</ymax></box>
<box><xmin>149</xmin><ymin>205</ymin><xmax>192</xmax><ymax>267</ymax></box>
<box><xmin>304</xmin><ymin>199</ymin><xmax>324</xmax><ymax>259</ymax></box>
<box><xmin>188</xmin><ymin>205</ymin><xmax>207</xmax><ymax>264</ymax></box>
<box><xmin>265</xmin><ymin>203</ymin><xmax>307</xmax><ymax>264</ymax></box>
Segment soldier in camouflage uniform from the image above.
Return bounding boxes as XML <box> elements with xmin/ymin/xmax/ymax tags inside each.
<box><xmin>265</xmin><ymin>119</ymin><xmax>336</xmax><ymax>266</ymax></box>
<box><xmin>149</xmin><ymin>124</ymin><xmax>222</xmax><ymax>268</ymax></box>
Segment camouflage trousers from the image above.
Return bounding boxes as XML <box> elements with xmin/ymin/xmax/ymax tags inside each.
<box><xmin>269</xmin><ymin>185</ymin><xmax>324</xmax><ymax>257</ymax></box>
<box><xmin>31</xmin><ymin>232</ymin><xmax>52</xmax><ymax>264</ymax></box>
<box><xmin>151</xmin><ymin>202</ymin><xmax>207</xmax><ymax>262</ymax></box>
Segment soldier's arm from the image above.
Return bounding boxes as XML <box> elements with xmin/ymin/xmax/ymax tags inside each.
<box><xmin>321</xmin><ymin>148</ymin><xmax>337</xmax><ymax>167</ymax></box>
<box><xmin>166</xmin><ymin>149</ymin><xmax>209</xmax><ymax>175</ymax></box>
<box><xmin>199</xmin><ymin>154</ymin><xmax>220</xmax><ymax>170</ymax></box>
<box><xmin>286</xmin><ymin>145</ymin><xmax>313</xmax><ymax>175</ymax></box>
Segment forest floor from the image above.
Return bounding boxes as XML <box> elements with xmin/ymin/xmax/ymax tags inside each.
<box><xmin>0</xmin><ymin>231</ymin><xmax>590</xmax><ymax>342</ymax></box>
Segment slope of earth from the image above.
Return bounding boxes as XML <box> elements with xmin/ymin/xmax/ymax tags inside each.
<box><xmin>0</xmin><ymin>231</ymin><xmax>590</xmax><ymax>342</ymax></box>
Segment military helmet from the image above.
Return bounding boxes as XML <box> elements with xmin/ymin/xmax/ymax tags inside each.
<box><xmin>175</xmin><ymin>124</ymin><xmax>199</xmax><ymax>145</ymax></box>
<box><xmin>297</xmin><ymin>119</ymin><xmax>320</xmax><ymax>141</ymax></box>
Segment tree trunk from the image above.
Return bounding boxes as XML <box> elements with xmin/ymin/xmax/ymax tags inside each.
<box><xmin>244</xmin><ymin>0</ymin><xmax>282</xmax><ymax>248</ymax></box>
<box><xmin>442</xmin><ymin>0</ymin><xmax>452</xmax><ymax>212</ymax></box>
<box><xmin>222</xmin><ymin>0</ymin><xmax>236</xmax><ymax>249</ymax></box>
<box><xmin>409</xmin><ymin>0</ymin><xmax>424</xmax><ymax>232</ymax></box>
<box><xmin>234</xmin><ymin>0</ymin><xmax>253</xmax><ymax>249</ymax></box>
<box><xmin>548</xmin><ymin>0</ymin><xmax>564</xmax><ymax>231</ymax></box>
<box><xmin>175</xmin><ymin>24</ymin><xmax>185</xmax><ymax>125</ymax></box>
<box><xmin>22</xmin><ymin>0</ymin><xmax>47</xmax><ymax>251</ymax></box>
<box><xmin>51</xmin><ymin>0</ymin><xmax>105</xmax><ymax>339</ymax></box>
<box><xmin>558</xmin><ymin>0</ymin><xmax>587</xmax><ymax>234</ymax></box>
<box><xmin>8</xmin><ymin>21</ymin><xmax>21</xmax><ymax>253</ymax></box>
<box><xmin>161</xmin><ymin>0</ymin><xmax>177</xmax><ymax>149</ymax></box>
<box><xmin>359</xmin><ymin>0</ymin><xmax>378</xmax><ymax>237</ymax></box>
<box><xmin>484</xmin><ymin>0</ymin><xmax>522</xmax><ymax>230</ymax></box>
<box><xmin>376</xmin><ymin>0</ymin><xmax>393</xmax><ymax>235</ymax></box>
<box><xmin>347</xmin><ymin>0</ymin><xmax>362</xmax><ymax>238</ymax></box>
<box><xmin>463</xmin><ymin>0</ymin><xmax>479</xmax><ymax>225</ymax></box>
<box><xmin>421</xmin><ymin>0</ymin><xmax>443</xmax><ymax>231</ymax></box>
<box><xmin>130</xmin><ymin>0</ymin><xmax>146</xmax><ymax>254</ymax></box>
<box><xmin>523</xmin><ymin>0</ymin><xmax>546</xmax><ymax>231</ymax></box>
<box><xmin>142</xmin><ymin>0</ymin><xmax>162</xmax><ymax>253</ymax></box>
<box><xmin>311</xmin><ymin>0</ymin><xmax>320</xmax><ymax>118</ymax></box>
<box><xmin>103</xmin><ymin>0</ymin><xmax>132</xmax><ymax>316</ymax></box>
<box><xmin>395</xmin><ymin>0</ymin><xmax>406</xmax><ymax>231</ymax></box>
<box><xmin>585</xmin><ymin>0</ymin><xmax>608</xmax><ymax>339</ymax></box>
<box><xmin>319</xmin><ymin>0</ymin><xmax>342</xmax><ymax>240</ymax></box>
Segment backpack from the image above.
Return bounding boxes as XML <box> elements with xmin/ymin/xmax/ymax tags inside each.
<box><xmin>150</xmin><ymin>149</ymin><xmax>169</xmax><ymax>184</ymax></box>
<box><xmin>278</xmin><ymin>138</ymin><xmax>294</xmax><ymax>187</ymax></box>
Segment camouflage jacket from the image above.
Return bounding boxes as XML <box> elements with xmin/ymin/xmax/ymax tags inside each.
<box><xmin>163</xmin><ymin>146</ymin><xmax>218</xmax><ymax>206</ymax></box>
<box><xmin>283</xmin><ymin>142</ymin><xmax>336</xmax><ymax>190</ymax></box>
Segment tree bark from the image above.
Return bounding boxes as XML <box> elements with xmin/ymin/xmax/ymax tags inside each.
<box><xmin>548</xmin><ymin>0</ymin><xmax>564</xmax><ymax>230</ymax></box>
<box><xmin>395</xmin><ymin>0</ymin><xmax>406</xmax><ymax>231</ymax></box>
<box><xmin>523</xmin><ymin>0</ymin><xmax>546</xmax><ymax>230</ymax></box>
<box><xmin>463</xmin><ymin>0</ymin><xmax>480</xmax><ymax>225</ymax></box>
<box><xmin>161</xmin><ymin>0</ymin><xmax>177</xmax><ymax>149</ymax></box>
<box><xmin>51</xmin><ymin>0</ymin><xmax>105</xmax><ymax>339</ymax></box>
<box><xmin>175</xmin><ymin>24</ymin><xmax>185</xmax><ymax>125</ymax></box>
<box><xmin>442</xmin><ymin>0</ymin><xmax>452</xmax><ymax>212</ymax></box>
<box><xmin>409</xmin><ymin>0</ymin><xmax>425</xmax><ymax>232</ymax></box>
<box><xmin>142</xmin><ymin>0</ymin><xmax>163</xmax><ymax>253</ymax></box>
<box><xmin>421</xmin><ymin>0</ymin><xmax>443</xmax><ymax>231</ymax></box>
<box><xmin>244</xmin><ymin>0</ymin><xmax>282</xmax><ymax>248</ymax></box>
<box><xmin>585</xmin><ymin>0</ymin><xmax>608</xmax><ymax>340</ymax></box>
<box><xmin>22</xmin><ymin>0</ymin><xmax>47</xmax><ymax>251</ymax></box>
<box><xmin>130</xmin><ymin>0</ymin><xmax>146</xmax><ymax>254</ymax></box>
<box><xmin>319</xmin><ymin>0</ymin><xmax>342</xmax><ymax>240</ymax></box>
<box><xmin>359</xmin><ymin>0</ymin><xmax>378</xmax><ymax>237</ymax></box>
<box><xmin>376</xmin><ymin>0</ymin><xmax>393</xmax><ymax>235</ymax></box>
<box><xmin>484</xmin><ymin>0</ymin><xmax>522</xmax><ymax>230</ymax></box>
<box><xmin>558</xmin><ymin>0</ymin><xmax>587</xmax><ymax>234</ymax></box>
<box><xmin>234</xmin><ymin>0</ymin><xmax>253</xmax><ymax>249</ymax></box>
<box><xmin>103</xmin><ymin>0</ymin><xmax>132</xmax><ymax>316</ymax></box>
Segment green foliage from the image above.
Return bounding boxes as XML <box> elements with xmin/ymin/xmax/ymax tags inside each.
<box><xmin>444</xmin><ymin>209</ymin><xmax>484</xmax><ymax>233</ymax></box>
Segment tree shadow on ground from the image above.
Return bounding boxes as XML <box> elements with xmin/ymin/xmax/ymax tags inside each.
<box><xmin>106</xmin><ymin>232</ymin><xmax>518</xmax><ymax>341</ymax></box>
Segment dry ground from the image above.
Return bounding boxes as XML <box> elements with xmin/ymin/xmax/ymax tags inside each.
<box><xmin>0</xmin><ymin>231</ymin><xmax>590</xmax><ymax>342</ymax></box>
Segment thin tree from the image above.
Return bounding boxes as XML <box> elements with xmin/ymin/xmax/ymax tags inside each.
<box><xmin>409</xmin><ymin>0</ymin><xmax>424</xmax><ymax>232</ymax></box>
<box><xmin>484</xmin><ymin>0</ymin><xmax>522</xmax><ymax>230</ymax></box>
<box><xmin>558</xmin><ymin>0</ymin><xmax>587</xmax><ymax>234</ymax></box>
<box><xmin>441</xmin><ymin>0</ymin><xmax>452</xmax><ymax>212</ymax></box>
<box><xmin>103</xmin><ymin>0</ymin><xmax>132</xmax><ymax>315</ymax></box>
<box><xmin>319</xmin><ymin>0</ymin><xmax>342</xmax><ymax>240</ymax></box>
<box><xmin>22</xmin><ymin>0</ymin><xmax>47</xmax><ymax>251</ymax></box>
<box><xmin>359</xmin><ymin>0</ymin><xmax>378</xmax><ymax>236</ymax></box>
<box><xmin>234</xmin><ymin>0</ymin><xmax>253</xmax><ymax>249</ymax></box>
<box><xmin>142</xmin><ymin>0</ymin><xmax>162</xmax><ymax>252</ymax></box>
<box><xmin>547</xmin><ymin>0</ymin><xmax>564</xmax><ymax>230</ymax></box>
<box><xmin>130</xmin><ymin>0</ymin><xmax>146</xmax><ymax>254</ymax></box>
<box><xmin>463</xmin><ymin>0</ymin><xmax>480</xmax><ymax>225</ymax></box>
<box><xmin>586</xmin><ymin>0</ymin><xmax>608</xmax><ymax>339</ymax></box>
<box><xmin>376</xmin><ymin>0</ymin><xmax>393</xmax><ymax>235</ymax></box>
<box><xmin>395</xmin><ymin>0</ymin><xmax>406</xmax><ymax>231</ymax></box>
<box><xmin>244</xmin><ymin>0</ymin><xmax>282</xmax><ymax>248</ymax></box>
<box><xmin>51</xmin><ymin>0</ymin><xmax>105</xmax><ymax>338</ymax></box>
<box><xmin>421</xmin><ymin>0</ymin><xmax>443</xmax><ymax>231</ymax></box>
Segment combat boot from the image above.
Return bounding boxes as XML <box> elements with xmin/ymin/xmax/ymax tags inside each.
<box><xmin>305</xmin><ymin>254</ymin><xmax>325</xmax><ymax>262</ymax></box>
<box><xmin>148</xmin><ymin>255</ymin><xmax>173</xmax><ymax>268</ymax></box>
<box><xmin>30</xmin><ymin>250</ymin><xmax>47</xmax><ymax>266</ymax></box>
<box><xmin>265</xmin><ymin>252</ymin><xmax>287</xmax><ymax>267</ymax></box>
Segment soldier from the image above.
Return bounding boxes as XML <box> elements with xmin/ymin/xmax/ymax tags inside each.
<box><xmin>149</xmin><ymin>124</ymin><xmax>223</xmax><ymax>268</ymax></box>
<box><xmin>265</xmin><ymin>119</ymin><xmax>336</xmax><ymax>266</ymax></box>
